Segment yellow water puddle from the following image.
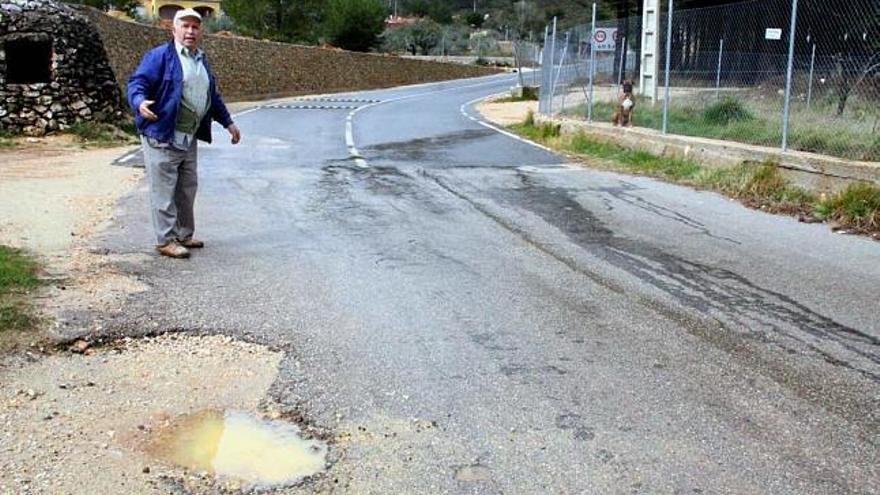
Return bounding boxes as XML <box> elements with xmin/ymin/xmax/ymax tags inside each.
<box><xmin>147</xmin><ymin>410</ymin><xmax>326</xmax><ymax>487</ymax></box>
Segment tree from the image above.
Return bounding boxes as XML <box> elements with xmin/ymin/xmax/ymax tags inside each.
<box><xmin>401</xmin><ymin>0</ymin><xmax>452</xmax><ymax>24</ymax></box>
<box><xmin>221</xmin><ymin>0</ymin><xmax>325</xmax><ymax>43</ymax></box>
<box><xmin>512</xmin><ymin>1</ymin><xmax>545</xmax><ymax>39</ymax></box>
<box><xmin>465</xmin><ymin>11</ymin><xmax>484</xmax><ymax>28</ymax></box>
<box><xmin>408</xmin><ymin>19</ymin><xmax>442</xmax><ymax>55</ymax></box>
<box><xmin>427</xmin><ymin>3</ymin><xmax>453</xmax><ymax>24</ymax></box>
<box><xmin>402</xmin><ymin>0</ymin><xmax>430</xmax><ymax>16</ymax></box>
<box><xmin>324</xmin><ymin>0</ymin><xmax>387</xmax><ymax>52</ymax></box>
<box><xmin>381</xmin><ymin>19</ymin><xmax>444</xmax><ymax>55</ymax></box>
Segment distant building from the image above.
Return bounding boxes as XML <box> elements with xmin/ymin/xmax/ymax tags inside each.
<box><xmin>384</xmin><ymin>15</ymin><xmax>419</xmax><ymax>29</ymax></box>
<box><xmin>139</xmin><ymin>0</ymin><xmax>222</xmax><ymax>21</ymax></box>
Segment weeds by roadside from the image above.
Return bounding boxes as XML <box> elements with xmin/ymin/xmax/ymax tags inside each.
<box><xmin>0</xmin><ymin>246</ymin><xmax>41</xmax><ymax>346</ymax></box>
<box><xmin>814</xmin><ymin>183</ymin><xmax>880</xmax><ymax>232</ymax></box>
<box><xmin>511</xmin><ymin>112</ymin><xmax>880</xmax><ymax>238</ymax></box>
<box><xmin>67</xmin><ymin>120</ymin><xmax>139</xmax><ymax>148</ymax></box>
<box><xmin>566</xmin><ymin>97</ymin><xmax>878</xmax><ymax>162</ymax></box>
<box><xmin>0</xmin><ymin>129</ymin><xmax>15</xmax><ymax>148</ymax></box>
<box><xmin>492</xmin><ymin>92</ymin><xmax>539</xmax><ymax>103</ymax></box>
<box><xmin>0</xmin><ymin>120</ymin><xmax>138</xmax><ymax>150</ymax></box>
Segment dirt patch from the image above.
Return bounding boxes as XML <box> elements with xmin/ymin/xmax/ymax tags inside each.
<box><xmin>477</xmin><ymin>99</ymin><xmax>537</xmax><ymax>127</ymax></box>
<box><xmin>0</xmin><ymin>333</ymin><xmax>284</xmax><ymax>494</ymax></box>
<box><xmin>0</xmin><ymin>135</ymin><xmax>85</xmax><ymax>161</ymax></box>
<box><xmin>0</xmin><ymin>139</ymin><xmax>143</xmax><ymax>349</ymax></box>
<box><xmin>0</xmin><ymin>141</ymin><xmax>140</xmax><ymax>254</ymax></box>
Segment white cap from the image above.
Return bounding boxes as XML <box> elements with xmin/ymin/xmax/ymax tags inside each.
<box><xmin>173</xmin><ymin>8</ymin><xmax>202</xmax><ymax>24</ymax></box>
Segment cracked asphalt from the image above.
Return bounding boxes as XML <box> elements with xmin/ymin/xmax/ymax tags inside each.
<box><xmin>85</xmin><ymin>73</ymin><xmax>878</xmax><ymax>493</ymax></box>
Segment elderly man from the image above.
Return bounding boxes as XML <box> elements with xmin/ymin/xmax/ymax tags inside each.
<box><xmin>127</xmin><ymin>8</ymin><xmax>241</xmax><ymax>259</ymax></box>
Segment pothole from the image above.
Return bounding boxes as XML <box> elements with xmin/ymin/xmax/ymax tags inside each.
<box><xmin>0</xmin><ymin>333</ymin><xmax>297</xmax><ymax>494</ymax></box>
<box><xmin>147</xmin><ymin>409</ymin><xmax>327</xmax><ymax>488</ymax></box>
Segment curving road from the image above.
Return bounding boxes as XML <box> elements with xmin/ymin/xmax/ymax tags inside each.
<box><xmin>102</xmin><ymin>73</ymin><xmax>879</xmax><ymax>493</ymax></box>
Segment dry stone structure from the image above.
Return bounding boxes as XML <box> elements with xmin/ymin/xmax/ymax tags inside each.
<box><xmin>0</xmin><ymin>0</ymin><xmax>122</xmax><ymax>136</ymax></box>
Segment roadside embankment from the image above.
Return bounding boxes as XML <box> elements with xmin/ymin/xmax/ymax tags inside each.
<box><xmin>536</xmin><ymin>115</ymin><xmax>880</xmax><ymax>193</ymax></box>
<box><xmin>81</xmin><ymin>8</ymin><xmax>500</xmax><ymax>102</ymax></box>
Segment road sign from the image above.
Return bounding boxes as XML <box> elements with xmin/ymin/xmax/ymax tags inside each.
<box><xmin>765</xmin><ymin>28</ymin><xmax>782</xmax><ymax>40</ymax></box>
<box><xmin>593</xmin><ymin>28</ymin><xmax>617</xmax><ymax>51</ymax></box>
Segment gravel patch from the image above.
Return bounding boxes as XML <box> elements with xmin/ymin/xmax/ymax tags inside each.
<box><xmin>0</xmin><ymin>333</ymin><xmax>283</xmax><ymax>494</ymax></box>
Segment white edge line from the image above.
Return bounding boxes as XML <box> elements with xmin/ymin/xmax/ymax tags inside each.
<box><xmin>345</xmin><ymin>76</ymin><xmax>517</xmax><ymax>169</ymax></box>
<box><xmin>459</xmin><ymin>94</ymin><xmax>554</xmax><ymax>153</ymax></box>
<box><xmin>117</xmin><ymin>150</ymin><xmax>138</xmax><ymax>163</ymax></box>
<box><xmin>232</xmin><ymin>107</ymin><xmax>260</xmax><ymax>118</ymax></box>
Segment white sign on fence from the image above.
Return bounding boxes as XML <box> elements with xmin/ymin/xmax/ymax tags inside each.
<box><xmin>593</xmin><ymin>28</ymin><xmax>618</xmax><ymax>51</ymax></box>
<box><xmin>765</xmin><ymin>28</ymin><xmax>782</xmax><ymax>40</ymax></box>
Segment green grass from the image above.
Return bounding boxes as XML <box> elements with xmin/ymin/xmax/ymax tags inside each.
<box><xmin>0</xmin><ymin>121</ymin><xmax>138</xmax><ymax>148</ymax></box>
<box><xmin>493</xmin><ymin>94</ymin><xmax>539</xmax><ymax>103</ymax></box>
<box><xmin>0</xmin><ymin>129</ymin><xmax>16</xmax><ymax>148</ymax></box>
<box><xmin>571</xmin><ymin>96</ymin><xmax>878</xmax><ymax>162</ymax></box>
<box><xmin>814</xmin><ymin>183</ymin><xmax>880</xmax><ymax>231</ymax></box>
<box><xmin>0</xmin><ymin>246</ymin><xmax>40</xmax><ymax>293</ymax></box>
<box><xmin>0</xmin><ymin>246</ymin><xmax>41</xmax><ymax>335</ymax></box>
<box><xmin>510</xmin><ymin>118</ymin><xmax>880</xmax><ymax>236</ymax></box>
<box><xmin>67</xmin><ymin>121</ymin><xmax>139</xmax><ymax>147</ymax></box>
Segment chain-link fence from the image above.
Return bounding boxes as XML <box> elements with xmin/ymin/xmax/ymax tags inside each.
<box><xmin>513</xmin><ymin>40</ymin><xmax>543</xmax><ymax>87</ymax></box>
<box><xmin>537</xmin><ymin>0</ymin><xmax>879</xmax><ymax>162</ymax></box>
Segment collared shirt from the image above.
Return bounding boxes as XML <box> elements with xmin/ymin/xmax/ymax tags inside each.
<box><xmin>173</xmin><ymin>41</ymin><xmax>211</xmax><ymax>150</ymax></box>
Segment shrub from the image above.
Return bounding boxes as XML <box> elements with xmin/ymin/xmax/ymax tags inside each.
<box><xmin>703</xmin><ymin>97</ymin><xmax>754</xmax><ymax>125</ymax></box>
<box><xmin>323</xmin><ymin>0</ymin><xmax>386</xmax><ymax>52</ymax></box>
<box><xmin>867</xmin><ymin>136</ymin><xmax>880</xmax><ymax>162</ymax></box>
<box><xmin>815</xmin><ymin>182</ymin><xmax>880</xmax><ymax>230</ymax></box>
<box><xmin>465</xmin><ymin>12</ymin><xmax>484</xmax><ymax>28</ymax></box>
<box><xmin>795</xmin><ymin>130</ymin><xmax>831</xmax><ymax>155</ymax></box>
<box><xmin>539</xmin><ymin>122</ymin><xmax>560</xmax><ymax>138</ymax></box>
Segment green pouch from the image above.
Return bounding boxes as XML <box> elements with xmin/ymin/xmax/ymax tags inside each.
<box><xmin>175</xmin><ymin>100</ymin><xmax>200</xmax><ymax>135</ymax></box>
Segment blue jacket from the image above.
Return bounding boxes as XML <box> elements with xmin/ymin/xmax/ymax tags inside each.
<box><xmin>127</xmin><ymin>41</ymin><xmax>233</xmax><ymax>144</ymax></box>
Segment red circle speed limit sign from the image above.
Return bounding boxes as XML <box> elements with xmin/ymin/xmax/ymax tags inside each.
<box><xmin>592</xmin><ymin>28</ymin><xmax>618</xmax><ymax>51</ymax></box>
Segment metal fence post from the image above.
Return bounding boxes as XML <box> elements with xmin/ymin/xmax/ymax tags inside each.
<box><xmin>806</xmin><ymin>43</ymin><xmax>816</xmax><ymax>109</ymax></box>
<box><xmin>662</xmin><ymin>0</ymin><xmax>673</xmax><ymax>134</ymax></box>
<box><xmin>781</xmin><ymin>0</ymin><xmax>799</xmax><ymax>152</ymax></box>
<box><xmin>587</xmin><ymin>3</ymin><xmax>597</xmax><ymax>122</ymax></box>
<box><xmin>540</xmin><ymin>24</ymin><xmax>550</xmax><ymax>113</ymax></box>
<box><xmin>533</xmin><ymin>44</ymin><xmax>538</xmax><ymax>87</ymax></box>
<box><xmin>715</xmin><ymin>38</ymin><xmax>724</xmax><ymax>99</ymax></box>
<box><xmin>558</xmin><ymin>32</ymin><xmax>571</xmax><ymax>114</ymax></box>
<box><xmin>617</xmin><ymin>36</ymin><xmax>627</xmax><ymax>89</ymax></box>
<box><xmin>548</xmin><ymin>17</ymin><xmax>558</xmax><ymax>114</ymax></box>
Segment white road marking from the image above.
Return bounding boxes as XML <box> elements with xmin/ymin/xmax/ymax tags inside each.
<box><xmin>232</xmin><ymin>107</ymin><xmax>260</xmax><ymax>118</ymax></box>
<box><xmin>344</xmin><ymin>75</ymin><xmax>517</xmax><ymax>168</ymax></box>
<box><xmin>458</xmin><ymin>95</ymin><xmax>555</xmax><ymax>153</ymax></box>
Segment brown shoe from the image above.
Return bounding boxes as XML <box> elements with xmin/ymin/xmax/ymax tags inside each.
<box><xmin>157</xmin><ymin>241</ymin><xmax>190</xmax><ymax>259</ymax></box>
<box><xmin>178</xmin><ymin>238</ymin><xmax>204</xmax><ymax>249</ymax></box>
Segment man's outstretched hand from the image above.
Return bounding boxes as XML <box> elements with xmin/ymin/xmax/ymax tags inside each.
<box><xmin>139</xmin><ymin>100</ymin><xmax>158</xmax><ymax>121</ymax></box>
<box><xmin>227</xmin><ymin>123</ymin><xmax>241</xmax><ymax>145</ymax></box>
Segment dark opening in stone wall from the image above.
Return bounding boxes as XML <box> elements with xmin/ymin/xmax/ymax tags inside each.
<box><xmin>5</xmin><ymin>37</ymin><xmax>53</xmax><ymax>84</ymax></box>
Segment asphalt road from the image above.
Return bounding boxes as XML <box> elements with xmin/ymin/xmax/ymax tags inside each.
<box><xmin>100</xmin><ymin>73</ymin><xmax>879</xmax><ymax>494</ymax></box>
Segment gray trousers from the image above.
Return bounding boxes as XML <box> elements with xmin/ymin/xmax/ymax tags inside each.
<box><xmin>142</xmin><ymin>137</ymin><xmax>198</xmax><ymax>246</ymax></box>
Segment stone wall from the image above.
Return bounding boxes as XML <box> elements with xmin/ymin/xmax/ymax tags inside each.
<box><xmin>81</xmin><ymin>8</ymin><xmax>499</xmax><ymax>103</ymax></box>
<box><xmin>0</xmin><ymin>1</ymin><xmax>122</xmax><ymax>136</ymax></box>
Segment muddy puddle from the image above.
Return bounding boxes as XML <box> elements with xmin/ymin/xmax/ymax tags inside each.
<box><xmin>147</xmin><ymin>410</ymin><xmax>327</xmax><ymax>488</ymax></box>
